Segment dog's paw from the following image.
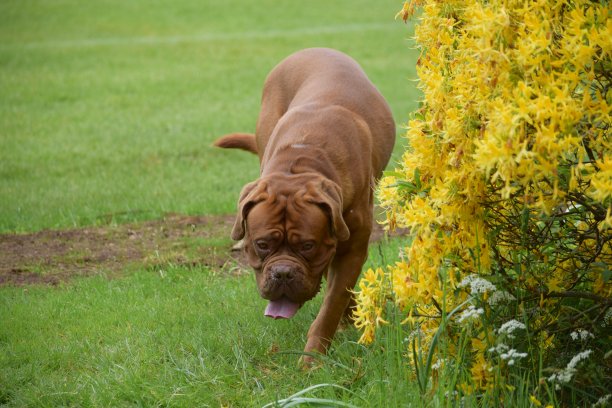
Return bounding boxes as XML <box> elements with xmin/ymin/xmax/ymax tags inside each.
<box><xmin>298</xmin><ymin>353</ymin><xmax>324</xmax><ymax>371</ymax></box>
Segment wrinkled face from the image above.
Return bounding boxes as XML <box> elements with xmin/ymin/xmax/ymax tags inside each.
<box><xmin>243</xmin><ymin>196</ymin><xmax>338</xmax><ymax>304</ymax></box>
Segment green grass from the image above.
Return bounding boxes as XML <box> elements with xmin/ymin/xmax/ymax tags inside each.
<box><xmin>0</xmin><ymin>1</ymin><xmax>425</xmax><ymax>406</ymax></box>
<box><xmin>1</xmin><ymin>237</ymin><xmax>417</xmax><ymax>407</ymax></box>
<box><xmin>0</xmin><ymin>0</ymin><xmax>419</xmax><ymax>232</ymax></box>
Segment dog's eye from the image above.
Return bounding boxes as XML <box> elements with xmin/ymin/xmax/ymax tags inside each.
<box><xmin>301</xmin><ymin>242</ymin><xmax>315</xmax><ymax>252</ymax></box>
<box><xmin>255</xmin><ymin>240</ymin><xmax>270</xmax><ymax>252</ymax></box>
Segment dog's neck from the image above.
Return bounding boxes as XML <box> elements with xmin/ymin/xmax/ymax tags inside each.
<box><xmin>261</xmin><ymin>144</ymin><xmax>339</xmax><ymax>184</ymax></box>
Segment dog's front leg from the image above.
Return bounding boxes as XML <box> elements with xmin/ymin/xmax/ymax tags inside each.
<box><xmin>304</xmin><ymin>236</ymin><xmax>369</xmax><ymax>359</ymax></box>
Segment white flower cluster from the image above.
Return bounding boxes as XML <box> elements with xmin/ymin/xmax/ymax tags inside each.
<box><xmin>404</xmin><ymin>327</ymin><xmax>423</xmax><ymax>344</ymax></box>
<box><xmin>570</xmin><ymin>329</ymin><xmax>594</xmax><ymax>342</ymax></box>
<box><xmin>593</xmin><ymin>394</ymin><xmax>611</xmax><ymax>408</ymax></box>
<box><xmin>548</xmin><ymin>350</ymin><xmax>593</xmax><ymax>385</ymax></box>
<box><xmin>457</xmin><ymin>304</ymin><xmax>484</xmax><ymax>323</ymax></box>
<box><xmin>487</xmin><ymin>290</ymin><xmax>516</xmax><ymax>306</ymax></box>
<box><xmin>431</xmin><ymin>358</ymin><xmax>445</xmax><ymax>370</ymax></box>
<box><xmin>497</xmin><ymin>319</ymin><xmax>526</xmax><ymax>339</ymax></box>
<box><xmin>604</xmin><ymin>308</ymin><xmax>612</xmax><ymax>327</ymax></box>
<box><xmin>488</xmin><ymin>343</ymin><xmax>528</xmax><ymax>366</ymax></box>
<box><xmin>501</xmin><ymin>349</ymin><xmax>528</xmax><ymax>366</ymax></box>
<box><xmin>444</xmin><ymin>390</ymin><xmax>459</xmax><ymax>399</ymax></box>
<box><xmin>458</xmin><ymin>274</ymin><xmax>497</xmax><ymax>294</ymax></box>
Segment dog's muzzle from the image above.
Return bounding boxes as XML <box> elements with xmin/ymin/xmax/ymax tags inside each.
<box><xmin>261</xmin><ymin>257</ymin><xmax>305</xmax><ymax>296</ymax></box>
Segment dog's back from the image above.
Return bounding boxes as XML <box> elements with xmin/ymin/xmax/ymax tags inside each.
<box><xmin>257</xmin><ymin>48</ymin><xmax>395</xmax><ymax>178</ymax></box>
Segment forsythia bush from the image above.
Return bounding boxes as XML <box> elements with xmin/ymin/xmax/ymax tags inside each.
<box><xmin>355</xmin><ymin>0</ymin><xmax>611</xmax><ymax>404</ymax></box>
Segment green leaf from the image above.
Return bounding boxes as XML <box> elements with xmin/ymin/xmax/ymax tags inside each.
<box><xmin>414</xmin><ymin>167</ymin><xmax>422</xmax><ymax>190</ymax></box>
<box><xmin>383</xmin><ymin>170</ymin><xmax>406</xmax><ymax>178</ymax></box>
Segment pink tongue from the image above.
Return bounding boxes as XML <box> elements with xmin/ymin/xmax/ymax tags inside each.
<box><xmin>264</xmin><ymin>297</ymin><xmax>300</xmax><ymax>319</ymax></box>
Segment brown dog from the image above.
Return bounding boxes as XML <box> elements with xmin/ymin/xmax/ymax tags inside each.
<box><xmin>215</xmin><ymin>48</ymin><xmax>395</xmax><ymax>357</ymax></box>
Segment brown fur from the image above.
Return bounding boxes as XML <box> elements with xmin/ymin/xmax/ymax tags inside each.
<box><xmin>214</xmin><ymin>132</ymin><xmax>258</xmax><ymax>154</ymax></box>
<box><xmin>215</xmin><ymin>48</ymin><xmax>395</xmax><ymax>359</ymax></box>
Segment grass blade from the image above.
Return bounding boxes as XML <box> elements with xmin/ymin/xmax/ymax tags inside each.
<box><xmin>262</xmin><ymin>384</ymin><xmax>359</xmax><ymax>408</ymax></box>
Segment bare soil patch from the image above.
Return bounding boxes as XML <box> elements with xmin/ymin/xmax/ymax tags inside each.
<box><xmin>0</xmin><ymin>214</ymin><xmax>238</xmax><ymax>286</ymax></box>
<box><xmin>0</xmin><ymin>213</ymin><xmax>401</xmax><ymax>286</ymax></box>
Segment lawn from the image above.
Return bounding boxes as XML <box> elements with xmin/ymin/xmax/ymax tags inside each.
<box><xmin>1</xmin><ymin>237</ymin><xmax>416</xmax><ymax>407</ymax></box>
<box><xmin>1</xmin><ymin>0</ymin><xmax>423</xmax><ymax>406</ymax></box>
<box><xmin>0</xmin><ymin>0</ymin><xmax>419</xmax><ymax>233</ymax></box>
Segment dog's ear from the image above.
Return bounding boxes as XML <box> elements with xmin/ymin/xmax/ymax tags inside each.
<box><xmin>303</xmin><ymin>179</ymin><xmax>350</xmax><ymax>241</ymax></box>
<box><xmin>231</xmin><ymin>180</ymin><xmax>269</xmax><ymax>240</ymax></box>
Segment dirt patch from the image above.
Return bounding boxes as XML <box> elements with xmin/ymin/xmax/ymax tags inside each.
<box><xmin>0</xmin><ymin>214</ymin><xmax>240</xmax><ymax>286</ymax></box>
<box><xmin>0</xmin><ymin>213</ymin><xmax>404</xmax><ymax>286</ymax></box>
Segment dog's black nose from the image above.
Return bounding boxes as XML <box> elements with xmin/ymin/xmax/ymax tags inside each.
<box><xmin>271</xmin><ymin>264</ymin><xmax>295</xmax><ymax>281</ymax></box>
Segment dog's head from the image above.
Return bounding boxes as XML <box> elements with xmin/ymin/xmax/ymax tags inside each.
<box><xmin>231</xmin><ymin>174</ymin><xmax>350</xmax><ymax>319</ymax></box>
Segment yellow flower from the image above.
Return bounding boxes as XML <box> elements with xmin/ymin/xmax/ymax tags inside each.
<box><xmin>529</xmin><ymin>395</ymin><xmax>543</xmax><ymax>407</ymax></box>
<box><xmin>356</xmin><ymin>0</ymin><xmax>610</xmax><ymax>398</ymax></box>
<box><xmin>395</xmin><ymin>0</ymin><xmax>422</xmax><ymax>23</ymax></box>
<box><xmin>471</xmin><ymin>353</ymin><xmax>494</xmax><ymax>390</ymax></box>
<box><xmin>545</xmin><ymin>275</ymin><xmax>565</xmax><ymax>293</ymax></box>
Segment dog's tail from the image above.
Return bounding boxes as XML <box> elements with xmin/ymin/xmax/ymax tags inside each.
<box><xmin>214</xmin><ymin>133</ymin><xmax>258</xmax><ymax>154</ymax></box>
